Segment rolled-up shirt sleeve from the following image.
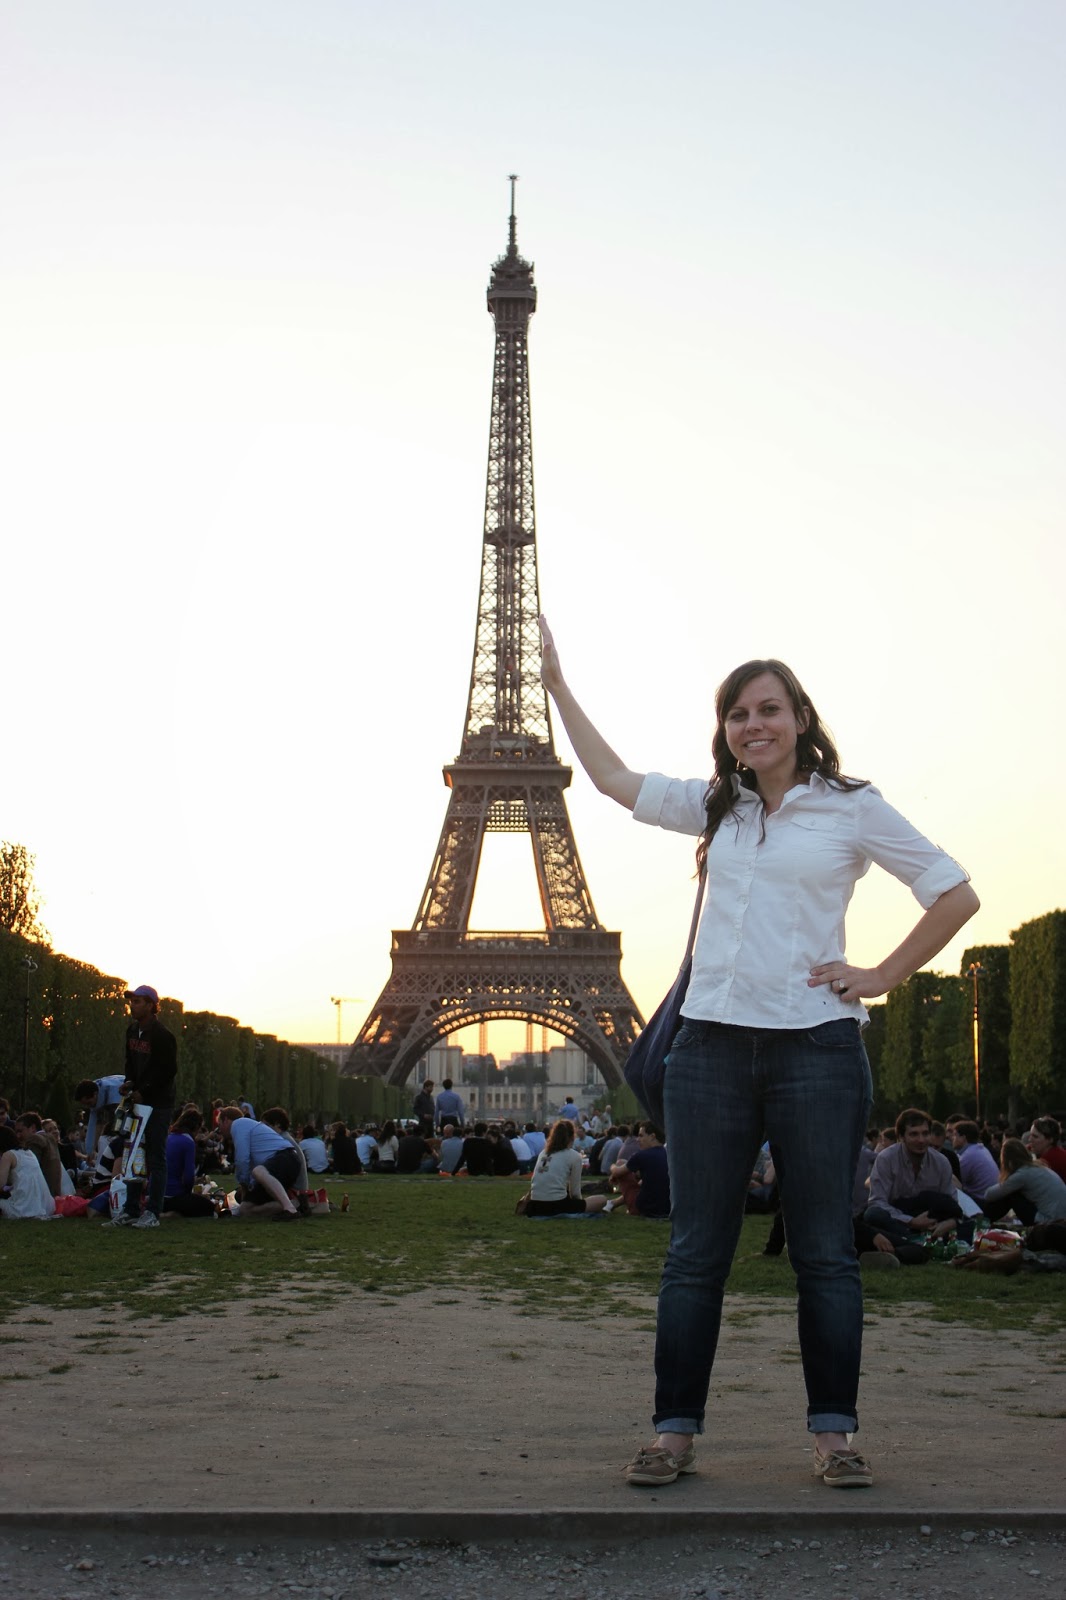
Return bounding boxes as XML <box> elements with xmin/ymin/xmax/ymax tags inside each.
<box><xmin>633</xmin><ymin>773</ymin><xmax>709</xmax><ymax>835</ymax></box>
<box><xmin>856</xmin><ymin>787</ymin><xmax>970</xmax><ymax>909</ymax></box>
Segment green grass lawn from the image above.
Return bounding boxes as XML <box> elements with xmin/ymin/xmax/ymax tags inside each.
<box><xmin>2</xmin><ymin>1175</ymin><xmax>1061</xmax><ymax>1335</ymax></box>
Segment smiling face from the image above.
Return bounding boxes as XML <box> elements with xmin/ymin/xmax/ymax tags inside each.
<box><xmin>722</xmin><ymin>671</ymin><xmax>809</xmax><ymax>792</ymax></box>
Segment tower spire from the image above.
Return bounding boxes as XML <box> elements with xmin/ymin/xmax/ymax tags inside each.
<box><xmin>508</xmin><ymin>172</ymin><xmax>518</xmax><ymax>255</ymax></box>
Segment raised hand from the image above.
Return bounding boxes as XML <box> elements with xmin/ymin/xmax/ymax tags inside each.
<box><xmin>539</xmin><ymin>614</ymin><xmax>565</xmax><ymax>696</ymax></box>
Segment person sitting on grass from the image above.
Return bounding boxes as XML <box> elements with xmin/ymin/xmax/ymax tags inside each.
<box><xmin>355</xmin><ymin>1125</ymin><xmax>378</xmax><ymax>1168</ymax></box>
<box><xmin>1028</xmin><ymin>1117</ymin><xmax>1066</xmax><ymax>1182</ymax></box>
<box><xmin>160</xmin><ymin>1109</ymin><xmax>215</xmax><ymax>1219</ymax></box>
<box><xmin>950</xmin><ymin>1120</ymin><xmax>1000</xmax><ymax>1209</ymax></box>
<box><xmin>14</xmin><ymin>1112</ymin><xmax>63</xmax><ymax>1199</ymax></box>
<box><xmin>438</xmin><ymin>1124</ymin><xmax>464</xmax><ymax>1174</ymax></box>
<box><xmin>455</xmin><ymin>1121</ymin><xmax>495</xmax><ymax>1177</ymax></box>
<box><xmin>375</xmin><ymin>1120</ymin><xmax>400</xmax><ymax>1172</ymax></box>
<box><xmin>744</xmin><ymin>1143</ymin><xmax>777</xmax><ymax>1214</ymax></box>
<box><xmin>523</xmin><ymin>1122</ymin><xmax>546</xmax><ymax>1159</ymax></box>
<box><xmin>596</xmin><ymin>1126</ymin><xmax>623</xmax><ymax>1177</ymax></box>
<box><xmin>616</xmin><ymin>1124</ymin><xmax>641</xmax><ymax>1163</ymax></box>
<box><xmin>0</xmin><ymin>1126</ymin><xmax>56</xmax><ymax>1220</ymax></box>
<box><xmin>609</xmin><ymin>1123</ymin><xmax>671</xmax><ymax>1218</ymax></box>
<box><xmin>864</xmin><ymin>1108</ymin><xmax>962</xmax><ymax>1246</ymax></box>
<box><xmin>299</xmin><ymin>1125</ymin><xmax>330</xmax><ymax>1174</ymax></box>
<box><xmin>525</xmin><ymin>1118</ymin><xmax>611</xmax><ymax>1218</ymax></box>
<box><xmin>487</xmin><ymin>1125</ymin><xmax>519</xmax><ymax>1176</ymax></box>
<box><xmin>981</xmin><ymin>1138</ymin><xmax>1066</xmax><ymax>1228</ymax></box>
<box><xmin>506</xmin><ymin>1123</ymin><xmax>535</xmax><ymax>1174</ymax></box>
<box><xmin>217</xmin><ymin>1106</ymin><xmax>301</xmax><ymax>1221</ymax></box>
<box><xmin>573</xmin><ymin>1126</ymin><xmax>595</xmax><ymax>1155</ymax></box>
<box><xmin>397</xmin><ymin>1124</ymin><xmax>436</xmax><ymax>1173</ymax></box>
<box><xmin>329</xmin><ymin>1122</ymin><xmax>363</xmax><ymax>1176</ymax></box>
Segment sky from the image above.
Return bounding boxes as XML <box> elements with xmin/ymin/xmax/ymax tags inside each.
<box><xmin>2</xmin><ymin>1</ymin><xmax>1063</xmax><ymax>1058</ymax></box>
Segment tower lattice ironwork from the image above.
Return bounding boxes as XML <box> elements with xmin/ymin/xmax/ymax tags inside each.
<box><xmin>345</xmin><ymin>183</ymin><xmax>644</xmax><ymax>1088</ymax></box>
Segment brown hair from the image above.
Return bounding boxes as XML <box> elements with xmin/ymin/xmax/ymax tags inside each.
<box><xmin>895</xmin><ymin>1108</ymin><xmax>932</xmax><ymax>1138</ymax></box>
<box><xmin>999</xmin><ymin>1138</ymin><xmax>1033</xmax><ymax>1178</ymax></box>
<box><xmin>696</xmin><ymin>658</ymin><xmax>866</xmax><ymax>874</ymax></box>
<box><xmin>543</xmin><ymin>1118</ymin><xmax>576</xmax><ymax>1158</ymax></box>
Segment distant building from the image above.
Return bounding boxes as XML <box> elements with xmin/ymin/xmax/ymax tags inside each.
<box><xmin>420</xmin><ymin>1044</ymin><xmax>465</xmax><ymax>1082</ymax></box>
<box><xmin>404</xmin><ymin>1041</ymin><xmax>609</xmax><ymax>1124</ymax></box>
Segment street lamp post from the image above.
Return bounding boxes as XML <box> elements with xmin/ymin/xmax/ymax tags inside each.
<box><xmin>20</xmin><ymin>954</ymin><xmax>38</xmax><ymax>1111</ymax></box>
<box><xmin>967</xmin><ymin>961</ymin><xmax>983</xmax><ymax>1123</ymax></box>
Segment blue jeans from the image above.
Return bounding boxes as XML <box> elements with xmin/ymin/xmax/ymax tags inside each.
<box><xmin>655</xmin><ymin>1018</ymin><xmax>872</xmax><ymax>1437</ymax></box>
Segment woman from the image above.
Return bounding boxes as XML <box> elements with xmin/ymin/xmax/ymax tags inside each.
<box><xmin>539</xmin><ymin>617</ymin><xmax>978</xmax><ymax>1490</ymax></box>
<box><xmin>161</xmin><ymin>1110</ymin><xmax>214</xmax><ymax>1219</ymax></box>
<box><xmin>982</xmin><ymin>1138</ymin><xmax>1066</xmax><ymax>1227</ymax></box>
<box><xmin>329</xmin><ymin>1122</ymin><xmax>363</xmax><ymax>1176</ymax></box>
<box><xmin>1028</xmin><ymin>1118</ymin><xmax>1066</xmax><ymax>1182</ymax></box>
<box><xmin>0</xmin><ymin>1127</ymin><xmax>56</xmax><ymax>1220</ymax></box>
<box><xmin>375</xmin><ymin>1120</ymin><xmax>399</xmax><ymax>1172</ymax></box>
<box><xmin>525</xmin><ymin>1118</ymin><xmax>610</xmax><ymax>1217</ymax></box>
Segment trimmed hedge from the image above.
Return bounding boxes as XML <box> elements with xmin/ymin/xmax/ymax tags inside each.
<box><xmin>0</xmin><ymin>928</ymin><xmax>406</xmax><ymax>1129</ymax></box>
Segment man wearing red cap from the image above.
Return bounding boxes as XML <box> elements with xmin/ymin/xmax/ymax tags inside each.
<box><xmin>109</xmin><ymin>985</ymin><xmax>178</xmax><ymax>1230</ymax></box>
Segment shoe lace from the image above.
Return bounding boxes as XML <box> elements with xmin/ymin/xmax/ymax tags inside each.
<box><xmin>824</xmin><ymin>1449</ymin><xmax>867</xmax><ymax>1470</ymax></box>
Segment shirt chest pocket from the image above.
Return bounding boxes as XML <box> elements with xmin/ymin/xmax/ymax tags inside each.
<box><xmin>786</xmin><ymin>813</ymin><xmax>841</xmax><ymax>839</ymax></box>
<box><xmin>780</xmin><ymin>812</ymin><xmax>850</xmax><ymax>871</ymax></box>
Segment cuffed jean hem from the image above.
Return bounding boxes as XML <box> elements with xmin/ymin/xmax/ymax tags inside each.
<box><xmin>807</xmin><ymin>1413</ymin><xmax>858</xmax><ymax>1435</ymax></box>
<box><xmin>655</xmin><ymin>1417</ymin><xmax>703</xmax><ymax>1436</ymax></box>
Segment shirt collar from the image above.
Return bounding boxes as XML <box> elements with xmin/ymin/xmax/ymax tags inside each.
<box><xmin>729</xmin><ymin>770</ymin><xmax>826</xmax><ymax>808</ymax></box>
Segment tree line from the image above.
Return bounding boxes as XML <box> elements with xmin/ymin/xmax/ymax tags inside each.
<box><xmin>0</xmin><ymin>926</ymin><xmax>407</xmax><ymax>1132</ymax></box>
<box><xmin>863</xmin><ymin>910</ymin><xmax>1066</xmax><ymax>1123</ymax></box>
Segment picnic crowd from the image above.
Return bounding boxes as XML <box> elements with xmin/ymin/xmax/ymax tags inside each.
<box><xmin>2</xmin><ymin>1008</ymin><xmax>1065</xmax><ymax>1262</ymax></box>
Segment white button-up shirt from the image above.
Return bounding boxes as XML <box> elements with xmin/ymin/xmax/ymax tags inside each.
<box><xmin>633</xmin><ymin>772</ymin><xmax>969</xmax><ymax>1030</ymax></box>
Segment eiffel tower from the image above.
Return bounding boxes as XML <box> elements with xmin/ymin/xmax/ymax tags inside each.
<box><xmin>345</xmin><ymin>182</ymin><xmax>644</xmax><ymax>1088</ymax></box>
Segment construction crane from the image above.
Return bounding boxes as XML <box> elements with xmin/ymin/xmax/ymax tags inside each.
<box><xmin>330</xmin><ymin>997</ymin><xmax>362</xmax><ymax>1047</ymax></box>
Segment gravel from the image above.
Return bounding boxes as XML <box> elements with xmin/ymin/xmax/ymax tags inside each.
<box><xmin>1</xmin><ymin>1526</ymin><xmax>1063</xmax><ymax>1600</ymax></box>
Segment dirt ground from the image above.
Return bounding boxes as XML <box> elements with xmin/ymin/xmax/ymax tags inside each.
<box><xmin>3</xmin><ymin>1288</ymin><xmax>1062</xmax><ymax>1514</ymax></box>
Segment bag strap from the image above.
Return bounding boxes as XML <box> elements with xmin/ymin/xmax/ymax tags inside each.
<box><xmin>679</xmin><ymin>869</ymin><xmax>705</xmax><ymax>968</ymax></box>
